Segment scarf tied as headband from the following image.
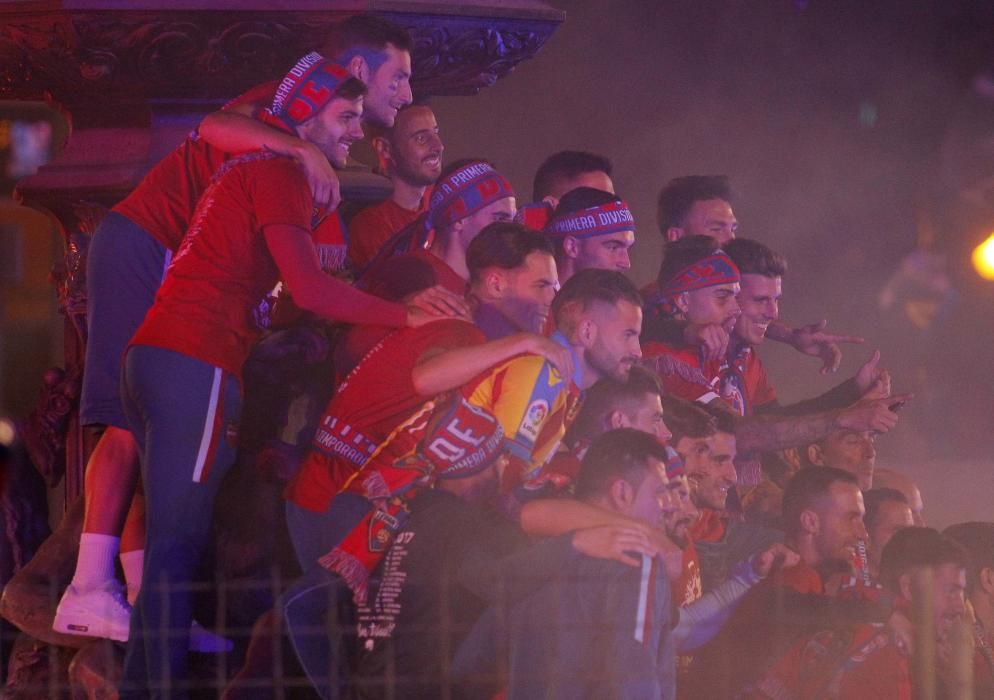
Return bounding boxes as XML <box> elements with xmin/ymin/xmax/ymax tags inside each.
<box><xmin>658</xmin><ymin>253</ymin><xmax>740</xmax><ymax>299</ymax></box>
<box><xmin>271</xmin><ymin>52</ymin><xmax>352</xmax><ymax>128</ymax></box>
<box><xmin>427</xmin><ymin>161</ymin><xmax>514</xmax><ymax>232</ymax></box>
<box><xmin>546</xmin><ymin>200</ymin><xmax>635</xmax><ymax>239</ymax></box>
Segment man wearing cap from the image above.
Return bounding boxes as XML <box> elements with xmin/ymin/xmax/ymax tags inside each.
<box><xmin>546</xmin><ymin>186</ymin><xmax>636</xmax><ymax>284</ymax></box>
<box><xmin>116</xmin><ymin>56</ymin><xmax>453</xmax><ymax>698</ymax></box>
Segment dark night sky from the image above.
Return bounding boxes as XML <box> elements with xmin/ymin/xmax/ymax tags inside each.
<box><xmin>432</xmin><ymin>0</ymin><xmax>994</xmax><ymax>525</ymax></box>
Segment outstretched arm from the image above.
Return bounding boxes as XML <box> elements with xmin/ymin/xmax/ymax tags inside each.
<box><xmin>521</xmin><ymin>499</ymin><xmax>682</xmax><ymax>578</ymax></box>
<box><xmin>765</xmin><ymin>319</ymin><xmax>864</xmax><ymax>374</ymax></box>
<box><xmin>265</xmin><ymin>223</ymin><xmax>444</xmax><ymax>328</ymax></box>
<box><xmin>412</xmin><ymin>333</ymin><xmax>573</xmax><ymax>397</ymax></box>
<box><xmin>736</xmin><ymin>394</ymin><xmax>910</xmax><ymax>453</ymax></box>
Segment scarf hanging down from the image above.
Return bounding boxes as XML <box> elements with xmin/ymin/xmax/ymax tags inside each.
<box><xmin>319</xmin><ymin>394</ymin><xmax>505</xmax><ymax>603</ymax></box>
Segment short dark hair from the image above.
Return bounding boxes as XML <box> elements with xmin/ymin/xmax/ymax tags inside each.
<box><xmin>863</xmin><ymin>488</ymin><xmax>909</xmax><ymax>532</ymax></box>
<box><xmin>724</xmin><ymin>238</ymin><xmax>787</xmax><ymax>278</ymax></box>
<box><xmin>553</xmin><ymin>187</ymin><xmax>621</xmax><ymax>216</ymax></box>
<box><xmin>656</xmin><ymin>234</ymin><xmax>722</xmax><ymax>291</ymax></box>
<box><xmin>660</xmin><ymin>395</ymin><xmax>716</xmax><ymax>443</ymax></box>
<box><xmin>700</xmin><ymin>402</ymin><xmax>738</xmax><ymax>436</ymax></box>
<box><xmin>365</xmin><ymin>102</ymin><xmax>434</xmax><ymax>144</ymax></box>
<box><xmin>551</xmin><ymin>268</ymin><xmax>642</xmax><ymax>328</ymax></box>
<box><xmin>466</xmin><ymin>222</ymin><xmax>554</xmax><ymax>284</ymax></box>
<box><xmin>333</xmin><ymin>76</ymin><xmax>368</xmax><ymax>102</ymax></box>
<box><xmin>879</xmin><ymin>527</ymin><xmax>968</xmax><ymax>593</ymax></box>
<box><xmin>575</xmin><ymin>428</ymin><xmax>668</xmax><ymax>501</ymax></box>
<box><xmin>943</xmin><ymin>522</ymin><xmax>994</xmax><ymax>594</ymax></box>
<box><xmin>782</xmin><ymin>466</ymin><xmax>859</xmax><ymax>536</ymax></box>
<box><xmin>321</xmin><ymin>14</ymin><xmax>413</xmax><ymax>68</ymax></box>
<box><xmin>533</xmin><ymin>151</ymin><xmax>613</xmax><ymax>202</ymax></box>
<box><xmin>568</xmin><ymin>367</ymin><xmax>662</xmax><ymax>445</ymax></box>
<box><xmin>657</xmin><ymin>175</ymin><xmax>732</xmax><ymax>236</ymax></box>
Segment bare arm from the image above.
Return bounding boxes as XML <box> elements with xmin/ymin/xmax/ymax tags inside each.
<box><xmin>264</xmin><ymin>224</ymin><xmax>410</xmax><ymax>327</ymax></box>
<box><xmin>520</xmin><ymin>499</ymin><xmax>683</xmax><ymax>579</ymax></box>
<box><xmin>199</xmin><ymin>108</ymin><xmax>340</xmax><ymax>209</ymax></box>
<box><xmin>735</xmin><ymin>394</ymin><xmax>910</xmax><ymax>453</ymax></box>
<box><xmin>411</xmin><ymin>333</ymin><xmax>573</xmax><ymax>397</ymax></box>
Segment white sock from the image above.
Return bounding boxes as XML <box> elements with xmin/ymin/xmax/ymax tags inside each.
<box><xmin>70</xmin><ymin>533</ymin><xmax>120</xmax><ymax>591</ymax></box>
<box><xmin>119</xmin><ymin>549</ymin><xmax>144</xmax><ymax>605</ymax></box>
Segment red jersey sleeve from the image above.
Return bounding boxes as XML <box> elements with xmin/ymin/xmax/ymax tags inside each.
<box><xmin>248</xmin><ymin>158</ymin><xmax>313</xmax><ymax>230</ymax></box>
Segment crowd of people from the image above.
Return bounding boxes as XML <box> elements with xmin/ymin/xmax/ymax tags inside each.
<box><xmin>43</xmin><ymin>13</ymin><xmax>994</xmax><ymax>700</ymax></box>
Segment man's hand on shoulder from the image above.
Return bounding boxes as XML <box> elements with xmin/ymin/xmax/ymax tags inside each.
<box><xmin>405</xmin><ymin>285</ymin><xmax>472</xmax><ymax>325</ymax></box>
<box><xmin>519</xmin><ymin>334</ymin><xmax>574</xmax><ymax>382</ymax></box>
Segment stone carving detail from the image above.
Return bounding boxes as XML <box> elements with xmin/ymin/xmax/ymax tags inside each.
<box><xmin>0</xmin><ymin>13</ymin><xmax>558</xmax><ymax>106</ymax></box>
<box><xmin>16</xmin><ymin>202</ymin><xmax>104</xmax><ymax>489</ymax></box>
<box><xmin>409</xmin><ymin>24</ymin><xmax>548</xmax><ymax>95</ymax></box>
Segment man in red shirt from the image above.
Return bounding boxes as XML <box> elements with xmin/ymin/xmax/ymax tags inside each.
<box><xmin>752</xmin><ymin>527</ymin><xmax>968</xmax><ymax>700</ymax></box>
<box><xmin>686</xmin><ymin>466</ymin><xmax>896</xmax><ymax>698</ymax></box>
<box><xmin>644</xmin><ymin>235</ymin><xmax>906</xmax><ymax>481</ymax></box>
<box><xmin>348</xmin><ymin>105</ymin><xmax>444</xmax><ymax>268</ymax></box>
<box><xmin>364</xmin><ymin>158</ymin><xmax>517</xmax><ymax>281</ymax></box>
<box><xmin>56</xmin><ymin>15</ymin><xmax>440</xmax><ymax>649</ymax></box>
<box><xmin>284</xmin><ymin>222</ymin><xmax>569</xmax><ymax>570</ymax></box>
<box><xmin>115</xmin><ymin>57</ymin><xmax>451</xmax><ymax>698</ymax></box>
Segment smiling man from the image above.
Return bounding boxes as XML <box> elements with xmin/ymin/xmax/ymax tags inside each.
<box><xmin>348</xmin><ymin>104</ymin><xmax>444</xmax><ymax>268</ymax></box>
<box><xmin>686</xmin><ymin>467</ymin><xmax>895</xmax><ymax>698</ymax></box>
<box><xmin>642</xmin><ymin>234</ymin><xmax>741</xmax><ymax>405</ymax></box>
<box><xmin>754</xmin><ymin>527</ymin><xmax>968</xmax><ymax>700</ymax></box>
<box><xmin>114</xmin><ymin>57</ymin><xmax>446</xmax><ymax>698</ymax></box>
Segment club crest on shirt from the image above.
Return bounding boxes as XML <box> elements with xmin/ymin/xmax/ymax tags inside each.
<box><xmin>368</xmin><ymin>509</ymin><xmax>401</xmax><ymax>553</ymax></box>
<box><xmin>519</xmin><ymin>399</ymin><xmax>549</xmax><ymax>441</ymax></box>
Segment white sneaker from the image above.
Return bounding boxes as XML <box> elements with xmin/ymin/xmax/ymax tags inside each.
<box><xmin>189</xmin><ymin>619</ymin><xmax>234</xmax><ymax>653</ymax></box>
<box><xmin>53</xmin><ymin>582</ymin><xmax>233</xmax><ymax>653</ymax></box>
<box><xmin>52</xmin><ymin>582</ymin><xmax>131</xmax><ymax>642</ymax></box>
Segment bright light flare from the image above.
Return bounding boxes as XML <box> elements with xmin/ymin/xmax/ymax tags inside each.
<box><xmin>972</xmin><ymin>233</ymin><xmax>994</xmax><ymax>281</ymax></box>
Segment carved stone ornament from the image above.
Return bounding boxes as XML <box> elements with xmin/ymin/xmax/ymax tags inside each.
<box><xmin>0</xmin><ymin>3</ymin><xmax>564</xmax><ymax>113</ymax></box>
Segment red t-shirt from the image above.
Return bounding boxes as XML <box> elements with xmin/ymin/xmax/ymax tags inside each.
<box><xmin>285</xmin><ymin>319</ymin><xmax>486</xmax><ymax>512</ymax></box>
<box><xmin>642</xmin><ymin>340</ymin><xmax>722</xmax><ymax>405</ymax></box>
<box><xmin>348</xmin><ymin>197</ymin><xmax>427</xmax><ymax>269</ymax></box>
<box><xmin>131</xmin><ymin>153</ymin><xmax>312</xmax><ymax>378</ymax></box>
<box><xmin>688</xmin><ymin>508</ymin><xmax>728</xmax><ymax>544</ymax></box>
<box><xmin>113</xmin><ymin>80</ymin><xmax>279</xmax><ymax>251</ymax></box>
<box><xmin>335</xmin><ymin>251</ymin><xmax>468</xmax><ymax>380</ymax></box>
<box><xmin>750</xmin><ymin>623</ymin><xmax>911</xmax><ymax>700</ymax></box>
